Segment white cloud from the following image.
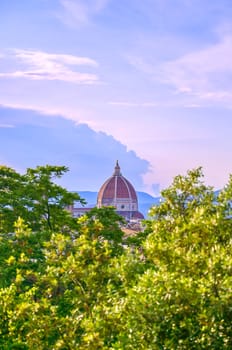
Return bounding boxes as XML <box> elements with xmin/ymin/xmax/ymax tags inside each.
<box><xmin>0</xmin><ymin>101</ymin><xmax>66</xmax><ymax>117</ymax></box>
<box><xmin>183</xmin><ymin>104</ymin><xmax>202</xmax><ymax>109</ymax></box>
<box><xmin>162</xmin><ymin>37</ymin><xmax>232</xmax><ymax>80</ymax></box>
<box><xmin>0</xmin><ymin>70</ymin><xmax>98</xmax><ymax>84</ymax></box>
<box><xmin>57</xmin><ymin>0</ymin><xmax>109</xmax><ymax>27</ymax></box>
<box><xmin>0</xmin><ymin>49</ymin><xmax>99</xmax><ymax>84</ymax></box>
<box><xmin>0</xmin><ymin>100</ymin><xmax>98</xmax><ymax>129</ymax></box>
<box><xmin>14</xmin><ymin>49</ymin><xmax>98</xmax><ymax>67</ymax></box>
<box><xmin>127</xmin><ymin>32</ymin><xmax>232</xmax><ymax>106</ymax></box>
<box><xmin>158</xmin><ymin>34</ymin><xmax>232</xmax><ymax>103</ymax></box>
<box><xmin>0</xmin><ymin>124</ymin><xmax>14</xmax><ymax>128</ymax></box>
<box><xmin>109</xmin><ymin>101</ymin><xmax>158</xmax><ymax>107</ymax></box>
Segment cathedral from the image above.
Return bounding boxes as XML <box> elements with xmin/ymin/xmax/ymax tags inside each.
<box><xmin>70</xmin><ymin>161</ymin><xmax>144</xmax><ymax>221</ymax></box>
<box><xmin>97</xmin><ymin>161</ymin><xmax>144</xmax><ymax>220</ymax></box>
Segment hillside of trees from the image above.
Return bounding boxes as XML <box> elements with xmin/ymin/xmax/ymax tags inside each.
<box><xmin>0</xmin><ymin>165</ymin><xmax>232</xmax><ymax>349</ymax></box>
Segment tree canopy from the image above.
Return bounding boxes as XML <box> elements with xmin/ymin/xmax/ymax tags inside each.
<box><xmin>0</xmin><ymin>165</ymin><xmax>231</xmax><ymax>349</ymax></box>
<box><xmin>0</xmin><ymin>165</ymin><xmax>85</xmax><ymax>233</ymax></box>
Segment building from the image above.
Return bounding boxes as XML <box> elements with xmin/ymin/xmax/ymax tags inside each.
<box><xmin>97</xmin><ymin>161</ymin><xmax>144</xmax><ymax>221</ymax></box>
<box><xmin>69</xmin><ymin>161</ymin><xmax>144</xmax><ymax>221</ymax></box>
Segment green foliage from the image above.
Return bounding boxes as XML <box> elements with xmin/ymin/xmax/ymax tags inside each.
<box><xmin>0</xmin><ymin>166</ymin><xmax>232</xmax><ymax>349</ymax></box>
<box><xmin>0</xmin><ymin>166</ymin><xmax>28</xmax><ymax>233</ymax></box>
<box><xmin>78</xmin><ymin>206</ymin><xmax>125</xmax><ymax>254</ymax></box>
<box><xmin>25</xmin><ymin>165</ymin><xmax>85</xmax><ymax>231</ymax></box>
<box><xmin>116</xmin><ymin>168</ymin><xmax>232</xmax><ymax>349</ymax></box>
<box><xmin>0</xmin><ymin>217</ymin><xmax>50</xmax><ymax>289</ymax></box>
<box><xmin>0</xmin><ymin>165</ymin><xmax>85</xmax><ymax>233</ymax></box>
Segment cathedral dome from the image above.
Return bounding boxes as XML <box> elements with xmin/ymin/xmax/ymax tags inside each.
<box><xmin>97</xmin><ymin>161</ymin><xmax>144</xmax><ymax>220</ymax></box>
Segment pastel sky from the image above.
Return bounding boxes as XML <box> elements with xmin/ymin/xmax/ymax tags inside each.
<box><xmin>1</xmin><ymin>0</ymin><xmax>232</xmax><ymax>195</ymax></box>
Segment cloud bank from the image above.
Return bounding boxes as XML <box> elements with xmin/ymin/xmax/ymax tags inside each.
<box><xmin>0</xmin><ymin>106</ymin><xmax>151</xmax><ymax>192</ymax></box>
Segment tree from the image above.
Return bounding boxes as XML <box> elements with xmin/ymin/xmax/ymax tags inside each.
<box><xmin>112</xmin><ymin>168</ymin><xmax>232</xmax><ymax>349</ymax></box>
<box><xmin>0</xmin><ymin>165</ymin><xmax>85</xmax><ymax>232</ymax></box>
<box><xmin>0</xmin><ymin>167</ymin><xmax>232</xmax><ymax>349</ymax></box>
<box><xmin>24</xmin><ymin>165</ymin><xmax>85</xmax><ymax>231</ymax></box>
<box><xmin>0</xmin><ymin>166</ymin><xmax>28</xmax><ymax>233</ymax></box>
<box><xmin>0</xmin><ymin>215</ymin><xmax>141</xmax><ymax>349</ymax></box>
<box><xmin>77</xmin><ymin>206</ymin><xmax>125</xmax><ymax>254</ymax></box>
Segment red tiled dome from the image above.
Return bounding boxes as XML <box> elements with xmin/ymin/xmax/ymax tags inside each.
<box><xmin>97</xmin><ymin>161</ymin><xmax>144</xmax><ymax>220</ymax></box>
<box><xmin>97</xmin><ymin>161</ymin><xmax>138</xmax><ymax>205</ymax></box>
<box><xmin>98</xmin><ymin>173</ymin><xmax>138</xmax><ymax>201</ymax></box>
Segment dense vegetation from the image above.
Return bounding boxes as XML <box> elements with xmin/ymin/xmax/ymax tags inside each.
<box><xmin>0</xmin><ymin>165</ymin><xmax>231</xmax><ymax>349</ymax></box>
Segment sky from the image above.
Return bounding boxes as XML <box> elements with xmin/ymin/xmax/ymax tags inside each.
<box><xmin>1</xmin><ymin>0</ymin><xmax>232</xmax><ymax>195</ymax></box>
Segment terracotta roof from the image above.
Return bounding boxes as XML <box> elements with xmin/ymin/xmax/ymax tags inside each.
<box><xmin>131</xmin><ymin>211</ymin><xmax>144</xmax><ymax>219</ymax></box>
<box><xmin>97</xmin><ymin>161</ymin><xmax>138</xmax><ymax>203</ymax></box>
<box><xmin>117</xmin><ymin>211</ymin><xmax>144</xmax><ymax>220</ymax></box>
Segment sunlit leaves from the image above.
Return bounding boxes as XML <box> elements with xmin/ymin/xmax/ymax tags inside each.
<box><xmin>0</xmin><ymin>167</ymin><xmax>232</xmax><ymax>348</ymax></box>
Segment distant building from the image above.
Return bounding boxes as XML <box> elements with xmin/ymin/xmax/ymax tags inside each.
<box><xmin>97</xmin><ymin>161</ymin><xmax>144</xmax><ymax>221</ymax></box>
<box><xmin>69</xmin><ymin>161</ymin><xmax>144</xmax><ymax>221</ymax></box>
